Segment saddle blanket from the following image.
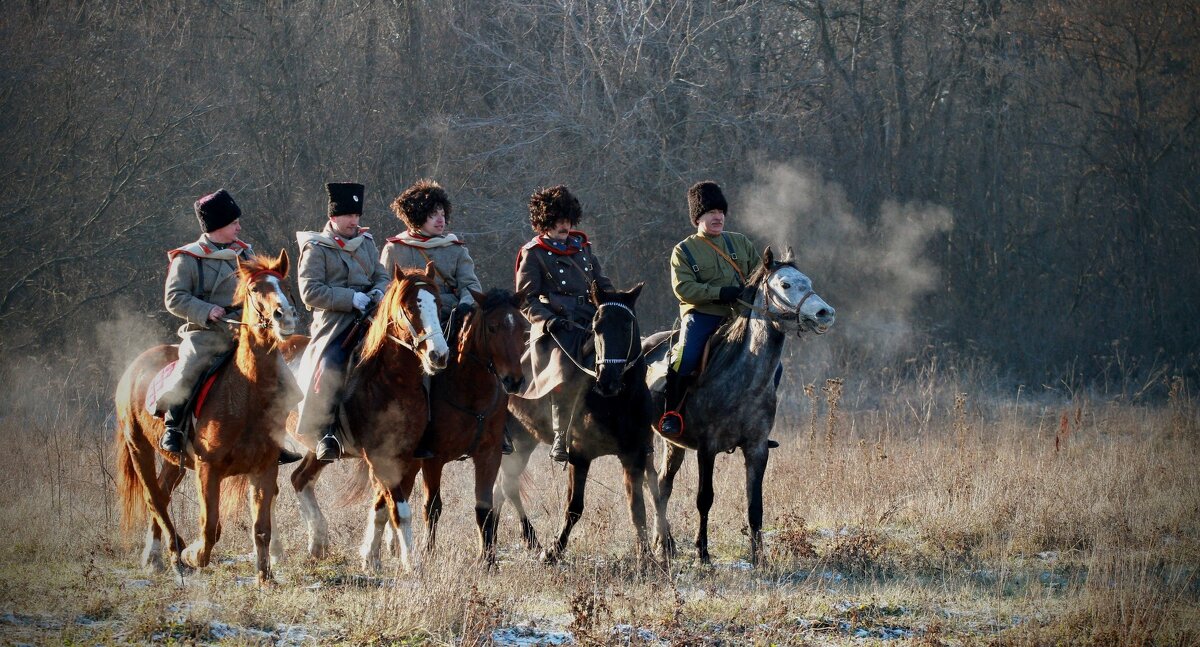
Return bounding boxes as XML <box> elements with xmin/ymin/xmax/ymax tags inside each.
<box><xmin>144</xmin><ymin>360</ymin><xmax>220</xmax><ymax>418</ymax></box>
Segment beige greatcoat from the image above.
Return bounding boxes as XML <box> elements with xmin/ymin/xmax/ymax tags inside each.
<box><xmin>380</xmin><ymin>231</ymin><xmax>483</xmax><ymax>320</ymax></box>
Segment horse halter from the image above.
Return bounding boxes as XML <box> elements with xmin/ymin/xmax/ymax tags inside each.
<box><xmin>387</xmin><ymin>281</ymin><xmax>439</xmax><ymax>352</ymax></box>
<box><xmin>594</xmin><ymin>301</ymin><xmax>641</xmax><ymax>372</ymax></box>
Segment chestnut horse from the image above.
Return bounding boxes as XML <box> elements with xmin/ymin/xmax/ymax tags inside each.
<box><xmin>497</xmin><ymin>282</ymin><xmax>656</xmax><ymax>563</ymax></box>
<box><xmin>113</xmin><ymin>250</ymin><xmax>300</xmax><ymax>583</ymax></box>
<box><xmin>288</xmin><ymin>263</ymin><xmax>449</xmax><ymax>572</ymax></box>
<box><xmin>419</xmin><ymin>288</ymin><xmax>526</xmax><ymax>565</ymax></box>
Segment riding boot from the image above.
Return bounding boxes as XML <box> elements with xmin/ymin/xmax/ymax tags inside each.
<box><xmin>412</xmin><ymin>422</ymin><xmax>436</xmax><ymax>460</ymax></box>
<box><xmin>278</xmin><ymin>448</ymin><xmax>305</xmax><ymax>464</ymax></box>
<box><xmin>658</xmin><ymin>370</ymin><xmax>690</xmax><ymax>438</ymax></box>
<box><xmin>501</xmin><ymin>428</ymin><xmax>514</xmax><ymax>456</ymax></box>
<box><xmin>548</xmin><ymin>395</ymin><xmax>569</xmax><ymax>462</ymax></box>
<box><xmin>315</xmin><ymin>422</ymin><xmax>343</xmax><ymax>462</ymax></box>
<box><xmin>160</xmin><ymin>401</ymin><xmax>189</xmax><ymax>454</ymax></box>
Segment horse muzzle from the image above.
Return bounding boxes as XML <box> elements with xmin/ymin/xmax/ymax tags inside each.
<box><xmin>500</xmin><ymin>375</ymin><xmax>524</xmax><ymax>395</ymax></box>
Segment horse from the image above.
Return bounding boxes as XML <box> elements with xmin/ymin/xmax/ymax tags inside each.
<box><xmin>113</xmin><ymin>250</ymin><xmax>300</xmax><ymax>583</ymax></box>
<box><xmin>288</xmin><ymin>262</ymin><xmax>449</xmax><ymax>572</ymax></box>
<box><xmin>418</xmin><ymin>289</ymin><xmax>527</xmax><ymax>566</ymax></box>
<box><xmin>496</xmin><ymin>282</ymin><xmax>655</xmax><ymax>563</ymax></box>
<box><xmin>643</xmin><ymin>247</ymin><xmax>835</xmax><ymax>565</ymax></box>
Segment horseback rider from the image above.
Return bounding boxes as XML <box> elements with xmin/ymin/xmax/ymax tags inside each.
<box><xmin>160</xmin><ymin>189</ymin><xmax>302</xmax><ymax>463</ymax></box>
<box><xmin>294</xmin><ymin>182</ymin><xmax>390</xmax><ymax>462</ymax></box>
<box><xmin>514</xmin><ymin>185</ymin><xmax>614</xmax><ymax>462</ymax></box>
<box><xmin>660</xmin><ymin>181</ymin><xmax>766</xmax><ymax>438</ymax></box>
<box><xmin>379</xmin><ymin>178</ymin><xmax>491</xmax><ymax>460</ymax></box>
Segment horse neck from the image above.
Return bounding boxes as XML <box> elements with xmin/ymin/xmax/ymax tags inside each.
<box><xmin>359</xmin><ymin>333</ymin><xmax>422</xmax><ymax>386</ymax></box>
<box><xmin>234</xmin><ymin>326</ymin><xmax>278</xmax><ymax>385</ymax></box>
<box><xmin>443</xmin><ymin>321</ymin><xmax>495</xmax><ymax>395</ymax></box>
<box><xmin>710</xmin><ymin>294</ymin><xmax>786</xmax><ymax>388</ymax></box>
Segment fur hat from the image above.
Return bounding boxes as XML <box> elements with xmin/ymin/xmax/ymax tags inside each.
<box><xmin>687</xmin><ymin>181</ymin><xmax>728</xmax><ymax>225</ymax></box>
<box><xmin>529</xmin><ymin>185</ymin><xmax>581</xmax><ymax>232</ymax></box>
<box><xmin>194</xmin><ymin>189</ymin><xmax>241</xmax><ymax>232</ymax></box>
<box><xmin>326</xmin><ymin>182</ymin><xmax>365</xmax><ymax>217</ymax></box>
<box><xmin>392</xmin><ymin>179</ymin><xmax>452</xmax><ymax>231</ymax></box>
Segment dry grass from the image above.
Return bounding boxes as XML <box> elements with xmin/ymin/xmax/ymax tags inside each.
<box><xmin>1</xmin><ymin>362</ymin><xmax>1197</xmax><ymax>645</ymax></box>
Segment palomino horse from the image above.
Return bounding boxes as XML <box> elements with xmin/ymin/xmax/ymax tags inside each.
<box><xmin>113</xmin><ymin>250</ymin><xmax>300</xmax><ymax>582</ymax></box>
<box><xmin>288</xmin><ymin>262</ymin><xmax>449</xmax><ymax>572</ymax></box>
<box><xmin>643</xmin><ymin>247</ymin><xmax>835</xmax><ymax>565</ymax></box>
<box><xmin>498</xmin><ymin>282</ymin><xmax>656</xmax><ymax>563</ymax></box>
<box><xmin>419</xmin><ymin>289</ymin><xmax>526</xmax><ymax>565</ymax></box>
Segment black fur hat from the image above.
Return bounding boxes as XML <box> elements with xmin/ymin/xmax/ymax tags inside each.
<box><xmin>529</xmin><ymin>185</ymin><xmax>581</xmax><ymax>232</ymax></box>
<box><xmin>326</xmin><ymin>182</ymin><xmax>365</xmax><ymax>217</ymax></box>
<box><xmin>194</xmin><ymin>189</ymin><xmax>241</xmax><ymax>232</ymax></box>
<box><xmin>687</xmin><ymin>181</ymin><xmax>728</xmax><ymax>224</ymax></box>
<box><xmin>392</xmin><ymin>179</ymin><xmax>452</xmax><ymax>231</ymax></box>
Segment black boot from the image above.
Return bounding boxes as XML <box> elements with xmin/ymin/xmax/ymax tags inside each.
<box><xmin>413</xmin><ymin>422</ymin><xmax>436</xmax><ymax>460</ymax></box>
<box><xmin>316</xmin><ymin>428</ymin><xmax>342</xmax><ymax>462</ymax></box>
<box><xmin>658</xmin><ymin>371</ymin><xmax>689</xmax><ymax>438</ymax></box>
<box><xmin>501</xmin><ymin>429</ymin><xmax>514</xmax><ymax>456</ymax></box>
<box><xmin>548</xmin><ymin>395</ymin><xmax>569</xmax><ymax>462</ymax></box>
<box><xmin>160</xmin><ymin>402</ymin><xmax>188</xmax><ymax>454</ymax></box>
<box><xmin>278</xmin><ymin>448</ymin><xmax>305</xmax><ymax>464</ymax></box>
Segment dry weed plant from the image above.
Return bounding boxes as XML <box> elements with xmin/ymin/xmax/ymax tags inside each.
<box><xmin>1</xmin><ymin>355</ymin><xmax>1198</xmax><ymax>644</ymax></box>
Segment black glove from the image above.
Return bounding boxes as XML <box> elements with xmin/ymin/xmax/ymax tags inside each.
<box><xmin>546</xmin><ymin>317</ymin><xmax>570</xmax><ymax>334</ymax></box>
<box><xmin>453</xmin><ymin>301</ymin><xmax>474</xmax><ymax>318</ymax></box>
<box><xmin>717</xmin><ymin>286</ymin><xmax>742</xmax><ymax>304</ymax></box>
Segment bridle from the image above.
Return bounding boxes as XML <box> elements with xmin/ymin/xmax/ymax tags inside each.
<box><xmin>748</xmin><ymin>264</ymin><xmax>823</xmax><ymax>336</ymax></box>
<box><xmin>593</xmin><ymin>301</ymin><xmax>642</xmax><ymax>375</ymax></box>
<box><xmin>223</xmin><ymin>269</ymin><xmax>286</xmax><ymax>330</ymax></box>
<box><xmin>386</xmin><ymin>281</ymin><xmax>440</xmax><ymax>353</ymax></box>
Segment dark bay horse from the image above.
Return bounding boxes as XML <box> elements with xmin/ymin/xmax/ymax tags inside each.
<box><xmin>498</xmin><ymin>282</ymin><xmax>656</xmax><ymax>563</ymax></box>
<box><xmin>419</xmin><ymin>289</ymin><xmax>527</xmax><ymax>565</ymax></box>
<box><xmin>288</xmin><ymin>263</ymin><xmax>449</xmax><ymax>572</ymax></box>
<box><xmin>643</xmin><ymin>247</ymin><xmax>835</xmax><ymax>565</ymax></box>
<box><xmin>114</xmin><ymin>250</ymin><xmax>300</xmax><ymax>583</ymax></box>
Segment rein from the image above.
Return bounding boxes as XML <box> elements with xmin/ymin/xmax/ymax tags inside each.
<box><xmin>552</xmin><ymin>300</ymin><xmax>642</xmax><ymax>379</ymax></box>
<box><xmin>434</xmin><ymin>303</ymin><xmax>508</xmax><ymax>456</ymax></box>
<box><xmin>386</xmin><ymin>281</ymin><xmax>438</xmax><ymax>352</ymax></box>
<box><xmin>745</xmin><ymin>265</ymin><xmax>820</xmax><ymax>336</ymax></box>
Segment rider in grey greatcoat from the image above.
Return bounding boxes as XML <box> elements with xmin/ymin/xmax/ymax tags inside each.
<box><xmin>513</xmin><ymin>185</ymin><xmax>613</xmax><ymax>461</ymax></box>
<box><xmin>294</xmin><ymin>182</ymin><xmax>389</xmax><ymax>462</ymax></box>
<box><xmin>160</xmin><ymin>189</ymin><xmax>301</xmax><ymax>463</ymax></box>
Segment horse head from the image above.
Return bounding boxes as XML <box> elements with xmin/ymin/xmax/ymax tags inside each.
<box><xmin>749</xmin><ymin>246</ymin><xmax>836</xmax><ymax>335</ymax></box>
<box><xmin>235</xmin><ymin>249</ymin><xmax>300</xmax><ymax>341</ymax></box>
<box><xmin>589</xmin><ymin>281</ymin><xmax>644</xmax><ymax>397</ymax></box>
<box><xmin>363</xmin><ymin>262</ymin><xmax>450</xmax><ymax>375</ymax></box>
<box><xmin>463</xmin><ymin>288</ymin><xmax>527</xmax><ymax>395</ymax></box>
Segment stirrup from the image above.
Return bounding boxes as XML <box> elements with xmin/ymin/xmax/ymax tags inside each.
<box><xmin>658</xmin><ymin>411</ymin><xmax>684</xmax><ymax>438</ymax></box>
<box><xmin>315</xmin><ymin>434</ymin><xmax>342</xmax><ymax>462</ymax></box>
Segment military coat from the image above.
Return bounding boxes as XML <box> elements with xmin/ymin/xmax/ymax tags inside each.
<box><xmin>670</xmin><ymin>230</ymin><xmax>760</xmax><ymax>320</ymax></box>
<box><xmin>380</xmin><ymin>231</ymin><xmax>482</xmax><ymax>319</ymax></box>
<box><xmin>513</xmin><ymin>231</ymin><xmax>613</xmax><ymax>399</ymax></box>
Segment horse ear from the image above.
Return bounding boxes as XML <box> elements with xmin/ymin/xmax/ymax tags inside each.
<box><xmin>424</xmin><ymin>259</ymin><xmax>437</xmax><ymax>279</ymax></box>
<box><xmin>468</xmin><ymin>288</ymin><xmax>485</xmax><ymax>304</ymax></box>
<box><xmin>625</xmin><ymin>282</ymin><xmax>644</xmax><ymax>303</ymax></box>
<box><xmin>762</xmin><ymin>246</ymin><xmax>775</xmax><ymax>267</ymax></box>
<box><xmin>276</xmin><ymin>248</ymin><xmax>290</xmax><ymax>277</ymax></box>
<box><xmin>588</xmin><ymin>280</ymin><xmax>601</xmax><ymax>306</ymax></box>
<box><xmin>784</xmin><ymin>245</ymin><xmax>794</xmax><ymax>262</ymax></box>
<box><xmin>393</xmin><ymin>263</ymin><xmax>405</xmax><ymax>282</ymax></box>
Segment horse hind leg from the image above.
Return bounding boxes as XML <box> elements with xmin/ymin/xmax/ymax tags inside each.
<box><xmin>182</xmin><ymin>463</ymin><xmax>221</xmax><ymax>569</ymax></box>
<box><xmin>695</xmin><ymin>449</ymin><xmax>717</xmax><ymax>565</ymax></box>
<box><xmin>123</xmin><ymin>434</ymin><xmax>188</xmax><ymax>574</ymax></box>
<box><xmin>359</xmin><ymin>487</ymin><xmax>389</xmax><ymax>572</ymax></box>
<box><xmin>473</xmin><ymin>450</ymin><xmax>503</xmax><ymax>567</ymax></box>
<box><xmin>142</xmin><ymin>460</ymin><xmax>185</xmax><ymax>572</ymax></box>
<box><xmin>493</xmin><ymin>443</ymin><xmax>541</xmax><ymax>552</ymax></box>
<box><xmin>542</xmin><ymin>460</ymin><xmax>590</xmax><ymax>564</ymax></box>
<box><xmin>743</xmin><ymin>444</ymin><xmax>769</xmax><ymax>567</ymax></box>
<box><xmin>291</xmin><ymin>453</ymin><xmax>330</xmax><ymax>559</ymax></box>
<box><xmin>619</xmin><ymin>449</ymin><xmax>651</xmax><ymax>561</ymax></box>
<box><xmin>420</xmin><ymin>460</ymin><xmax>446</xmax><ymax>555</ymax></box>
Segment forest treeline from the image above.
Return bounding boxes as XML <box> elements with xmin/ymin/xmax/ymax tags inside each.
<box><xmin>1</xmin><ymin>0</ymin><xmax>1197</xmax><ymax>396</ymax></box>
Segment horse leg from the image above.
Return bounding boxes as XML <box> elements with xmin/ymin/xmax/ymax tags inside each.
<box><xmin>290</xmin><ymin>453</ymin><xmax>331</xmax><ymax>559</ymax></box>
<box><xmin>248</xmin><ymin>465</ymin><xmax>279</xmax><ymax>584</ymax></box>
<box><xmin>182</xmin><ymin>463</ymin><xmax>221</xmax><ymax>569</ymax></box>
<box><xmin>492</xmin><ymin>441</ymin><xmax>540</xmax><ymax>552</ymax></box>
<box><xmin>420</xmin><ymin>460</ymin><xmax>445</xmax><ymax>555</ymax></box>
<box><xmin>359</xmin><ymin>487</ymin><xmax>389</xmax><ymax>573</ymax></box>
<box><xmin>473</xmin><ymin>449</ymin><xmax>503</xmax><ymax>567</ymax></box>
<box><xmin>386</xmin><ymin>468</ymin><xmax>420</xmax><ymax>573</ymax></box>
<box><xmin>655</xmin><ymin>443</ymin><xmax>686</xmax><ymax>559</ymax></box>
<box><xmin>743</xmin><ymin>443</ymin><xmax>769</xmax><ymax>566</ymax></box>
<box><xmin>695</xmin><ymin>449</ymin><xmax>717</xmax><ymax>565</ymax></box>
<box><xmin>125</xmin><ymin>437</ymin><xmax>188</xmax><ymax>573</ymax></box>
<box><xmin>619</xmin><ymin>449</ymin><xmax>650</xmax><ymax>561</ymax></box>
<box><xmin>142</xmin><ymin>460</ymin><xmax>184</xmax><ymax>572</ymax></box>
<box><xmin>542</xmin><ymin>460</ymin><xmax>590</xmax><ymax>564</ymax></box>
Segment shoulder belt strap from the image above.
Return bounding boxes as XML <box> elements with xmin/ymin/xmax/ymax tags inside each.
<box><xmin>414</xmin><ymin>248</ymin><xmax>456</xmax><ymax>294</ymax></box>
<box><xmin>679</xmin><ymin>242</ymin><xmax>701</xmax><ymax>277</ymax></box>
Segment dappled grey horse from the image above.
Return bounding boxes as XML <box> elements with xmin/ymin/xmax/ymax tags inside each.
<box><xmin>643</xmin><ymin>247</ymin><xmax>835</xmax><ymax>565</ymax></box>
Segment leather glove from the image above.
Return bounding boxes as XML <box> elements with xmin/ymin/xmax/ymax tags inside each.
<box><xmin>717</xmin><ymin>286</ymin><xmax>742</xmax><ymax>304</ymax></box>
<box><xmin>546</xmin><ymin>317</ymin><xmax>570</xmax><ymax>334</ymax></box>
<box><xmin>367</xmin><ymin>288</ymin><xmax>385</xmax><ymax>304</ymax></box>
<box><xmin>453</xmin><ymin>301</ymin><xmax>474</xmax><ymax>317</ymax></box>
<box><xmin>352</xmin><ymin>292</ymin><xmax>371</xmax><ymax>312</ymax></box>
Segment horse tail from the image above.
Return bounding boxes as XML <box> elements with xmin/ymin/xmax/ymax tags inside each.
<box><xmin>336</xmin><ymin>460</ymin><xmax>373</xmax><ymax>507</ymax></box>
<box><xmin>220</xmin><ymin>475</ymin><xmax>250</xmax><ymax>522</ymax></box>
<box><xmin>114</xmin><ymin>370</ymin><xmax>146</xmax><ymax>537</ymax></box>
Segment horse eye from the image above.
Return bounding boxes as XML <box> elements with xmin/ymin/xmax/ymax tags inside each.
<box><xmin>781</xmin><ymin>282</ymin><xmax>791</xmax><ymax>290</ymax></box>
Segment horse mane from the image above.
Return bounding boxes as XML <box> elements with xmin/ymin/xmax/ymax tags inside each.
<box><xmin>359</xmin><ymin>269</ymin><xmax>437</xmax><ymax>363</ymax></box>
<box><xmin>712</xmin><ymin>257</ymin><xmax>797</xmax><ymax>354</ymax></box>
<box><xmin>232</xmin><ymin>253</ymin><xmax>282</xmax><ymax>310</ymax></box>
<box><xmin>477</xmin><ymin>288</ymin><xmax>521</xmax><ymax>312</ymax></box>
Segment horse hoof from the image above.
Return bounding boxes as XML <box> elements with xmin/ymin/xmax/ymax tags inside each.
<box><xmin>257</xmin><ymin>572</ymin><xmax>276</xmax><ymax>588</ymax></box>
<box><xmin>308</xmin><ymin>543</ymin><xmax>329</xmax><ymax>560</ymax></box>
<box><xmin>539</xmin><ymin>549</ymin><xmax>560</xmax><ymax>565</ymax></box>
<box><xmin>172</xmin><ymin>558</ymin><xmax>195</xmax><ymax>577</ymax></box>
<box><xmin>181</xmin><ymin>544</ymin><xmax>207</xmax><ymax>569</ymax></box>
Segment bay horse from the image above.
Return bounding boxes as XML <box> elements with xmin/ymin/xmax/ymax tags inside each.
<box><xmin>113</xmin><ymin>250</ymin><xmax>300</xmax><ymax>583</ymax></box>
<box><xmin>418</xmin><ymin>288</ymin><xmax>527</xmax><ymax>566</ymax></box>
<box><xmin>497</xmin><ymin>282</ymin><xmax>656</xmax><ymax>563</ymax></box>
<box><xmin>643</xmin><ymin>247</ymin><xmax>835</xmax><ymax>565</ymax></box>
<box><xmin>288</xmin><ymin>262</ymin><xmax>449</xmax><ymax>572</ymax></box>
